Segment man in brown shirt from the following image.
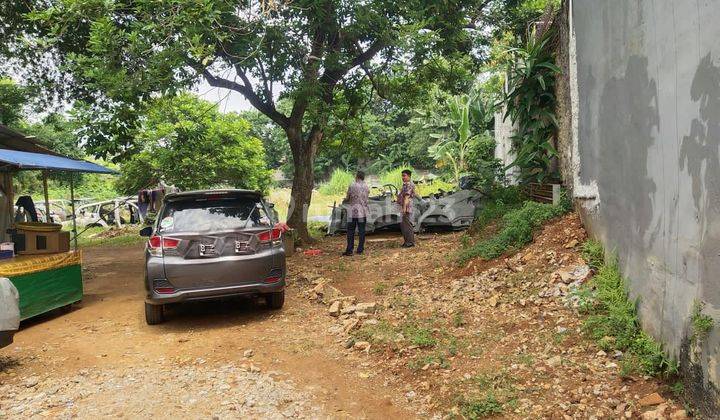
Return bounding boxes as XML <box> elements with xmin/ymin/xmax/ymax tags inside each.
<box><xmin>398</xmin><ymin>169</ymin><xmax>416</xmax><ymax>248</ymax></box>
<box><xmin>343</xmin><ymin>171</ymin><xmax>370</xmax><ymax>256</ymax></box>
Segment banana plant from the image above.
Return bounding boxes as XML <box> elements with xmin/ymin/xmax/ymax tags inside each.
<box><xmin>502</xmin><ymin>26</ymin><xmax>561</xmax><ymax>183</ymax></box>
<box><xmin>426</xmin><ymin>90</ymin><xmax>492</xmax><ymax>185</ymax></box>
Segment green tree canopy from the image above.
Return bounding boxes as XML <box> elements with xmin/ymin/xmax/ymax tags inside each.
<box><xmin>0</xmin><ymin>78</ymin><xmax>27</xmax><ymax>126</ymax></box>
<box><xmin>115</xmin><ymin>94</ymin><xmax>271</xmax><ymax>194</ymax></box>
<box><xmin>2</xmin><ymin>0</ymin><xmax>492</xmax><ymax>241</ymax></box>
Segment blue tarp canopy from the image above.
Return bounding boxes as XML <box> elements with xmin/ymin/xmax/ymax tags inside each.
<box><xmin>0</xmin><ymin>149</ymin><xmax>116</xmax><ymax>174</ymax></box>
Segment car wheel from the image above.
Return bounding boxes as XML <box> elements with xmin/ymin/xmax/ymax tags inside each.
<box><xmin>144</xmin><ymin>302</ymin><xmax>165</xmax><ymax>325</ymax></box>
<box><xmin>266</xmin><ymin>291</ymin><xmax>285</xmax><ymax>310</ymax></box>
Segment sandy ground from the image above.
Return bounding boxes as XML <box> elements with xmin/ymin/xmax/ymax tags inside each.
<box><xmin>0</xmin><ymin>245</ymin><xmax>413</xmax><ymax>419</ymax></box>
<box><xmin>0</xmin><ymin>215</ymin><xmax>689</xmax><ymax>419</ymax></box>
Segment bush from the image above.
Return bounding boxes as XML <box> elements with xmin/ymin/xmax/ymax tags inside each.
<box><xmin>470</xmin><ymin>186</ymin><xmax>526</xmax><ymax>232</ymax></box>
<box><xmin>458</xmin><ymin>199</ymin><xmax>568</xmax><ymax>264</ymax></box>
<box><xmin>460</xmin><ymin>395</ymin><xmax>504</xmax><ymax>418</ymax></box>
<box><xmin>580</xmin><ymin>250</ymin><xmax>677</xmax><ymax>377</ymax></box>
<box><xmin>318</xmin><ymin>168</ymin><xmax>354</xmax><ymax>196</ymax></box>
<box><xmin>581</xmin><ymin>239</ymin><xmax>605</xmax><ymax>271</ymax></box>
<box><xmin>691</xmin><ymin>301</ymin><xmax>714</xmax><ymax>343</ymax></box>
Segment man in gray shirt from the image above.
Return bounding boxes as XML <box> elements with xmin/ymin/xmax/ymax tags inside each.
<box><xmin>343</xmin><ymin>171</ymin><xmax>370</xmax><ymax>256</ymax></box>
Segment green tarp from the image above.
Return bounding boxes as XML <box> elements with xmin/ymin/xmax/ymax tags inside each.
<box><xmin>8</xmin><ymin>264</ymin><xmax>83</xmax><ymax>320</ymax></box>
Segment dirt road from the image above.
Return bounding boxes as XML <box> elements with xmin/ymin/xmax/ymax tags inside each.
<box><xmin>0</xmin><ymin>217</ymin><xmax>688</xmax><ymax>419</ymax></box>
<box><xmin>0</xmin><ymin>245</ymin><xmax>414</xmax><ymax>419</ymax></box>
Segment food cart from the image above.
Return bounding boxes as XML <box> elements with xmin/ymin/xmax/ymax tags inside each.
<box><xmin>0</xmin><ymin>125</ymin><xmax>115</xmax><ymax>320</ymax></box>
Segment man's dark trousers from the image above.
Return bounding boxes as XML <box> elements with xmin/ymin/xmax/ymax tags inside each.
<box><xmin>346</xmin><ymin>217</ymin><xmax>366</xmax><ymax>254</ymax></box>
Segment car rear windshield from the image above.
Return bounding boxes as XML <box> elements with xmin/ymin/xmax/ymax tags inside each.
<box><xmin>157</xmin><ymin>196</ymin><xmax>272</xmax><ymax>233</ymax></box>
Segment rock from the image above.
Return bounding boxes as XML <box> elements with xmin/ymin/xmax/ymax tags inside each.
<box><xmin>340</xmin><ymin>305</ymin><xmax>356</xmax><ymax>315</ymax></box>
<box><xmin>353</xmin><ymin>341</ymin><xmax>371</xmax><ymax>351</ymax></box>
<box><xmin>343</xmin><ymin>319</ymin><xmax>360</xmax><ymax>333</ymax></box>
<box><xmin>24</xmin><ymin>377</ymin><xmax>39</xmax><ymax>388</ymax></box>
<box><xmin>487</xmin><ymin>295</ymin><xmax>500</xmax><ymax>307</ymax></box>
<box><xmin>669</xmin><ymin>409</ymin><xmax>688</xmax><ymax>419</ymax></box>
<box><xmin>249</xmin><ymin>364</ymin><xmax>261</xmax><ymax>373</ymax></box>
<box><xmin>556</xmin><ymin>326</ymin><xmax>568</xmax><ymax>334</ymax></box>
<box><xmin>596</xmin><ymin>350</ymin><xmax>607</xmax><ymax>357</ymax></box>
<box><xmin>557</xmin><ymin>270</ymin><xmax>574</xmax><ymax>284</ymax></box>
<box><xmin>640</xmin><ymin>403</ymin><xmax>668</xmax><ymax>420</ymax></box>
<box><xmin>546</xmin><ymin>356</ymin><xmax>563</xmax><ymax>367</ymax></box>
<box><xmin>344</xmin><ymin>338</ymin><xmax>355</xmax><ymax>349</ymax></box>
<box><xmin>355</xmin><ymin>302</ymin><xmax>377</xmax><ymax>314</ymax></box>
<box><xmin>328</xmin><ymin>301</ymin><xmax>341</xmax><ymax>317</ymax></box>
<box><xmin>564</xmin><ymin>239</ymin><xmax>579</xmax><ymax>249</ymax></box>
<box><xmin>405</xmin><ymin>390</ymin><xmax>416</xmax><ymax>401</ymax></box>
<box><xmin>355</xmin><ymin>311</ymin><xmax>370</xmax><ymax>319</ymax></box>
<box><xmin>638</xmin><ymin>392</ymin><xmax>665</xmax><ymax>407</ymax></box>
<box><xmin>243</xmin><ymin>349</ymin><xmax>254</xmax><ymax>358</ymax></box>
<box><xmin>312</xmin><ymin>282</ymin><xmax>344</xmax><ymax>304</ymax></box>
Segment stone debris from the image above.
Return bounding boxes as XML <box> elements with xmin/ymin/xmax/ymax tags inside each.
<box><xmin>287</xmin><ymin>213</ymin><xmax>689</xmax><ymax>418</ymax></box>
<box><xmin>328</xmin><ymin>301</ymin><xmax>341</xmax><ymax>317</ymax></box>
<box><xmin>0</xmin><ymin>364</ymin><xmax>321</xmax><ymax>419</ymax></box>
<box><xmin>638</xmin><ymin>392</ymin><xmax>665</xmax><ymax>407</ymax></box>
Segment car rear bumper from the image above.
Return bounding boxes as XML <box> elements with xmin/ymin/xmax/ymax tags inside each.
<box><xmin>145</xmin><ymin>278</ymin><xmax>285</xmax><ymax>305</ymax></box>
<box><xmin>0</xmin><ymin>330</ymin><xmax>16</xmax><ymax>348</ymax></box>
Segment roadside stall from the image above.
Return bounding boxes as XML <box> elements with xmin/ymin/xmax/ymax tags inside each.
<box><xmin>0</xmin><ymin>125</ymin><xmax>115</xmax><ymax>320</ymax></box>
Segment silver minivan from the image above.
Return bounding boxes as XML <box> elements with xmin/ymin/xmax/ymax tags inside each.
<box><xmin>140</xmin><ymin>190</ymin><xmax>286</xmax><ymax>324</ymax></box>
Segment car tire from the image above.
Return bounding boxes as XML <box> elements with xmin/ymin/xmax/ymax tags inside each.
<box><xmin>145</xmin><ymin>303</ymin><xmax>165</xmax><ymax>325</ymax></box>
<box><xmin>266</xmin><ymin>291</ymin><xmax>285</xmax><ymax>310</ymax></box>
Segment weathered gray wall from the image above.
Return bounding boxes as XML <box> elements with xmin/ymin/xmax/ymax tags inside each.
<box><xmin>570</xmin><ymin>0</ymin><xmax>720</xmax><ymax>413</ymax></box>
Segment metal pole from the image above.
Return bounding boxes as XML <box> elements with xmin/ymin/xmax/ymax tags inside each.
<box><xmin>43</xmin><ymin>171</ymin><xmax>51</xmax><ymax>223</ymax></box>
<box><xmin>70</xmin><ymin>173</ymin><xmax>78</xmax><ymax>250</ymax></box>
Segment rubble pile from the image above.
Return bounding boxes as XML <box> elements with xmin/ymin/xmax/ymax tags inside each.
<box><xmin>290</xmin><ymin>213</ymin><xmax>687</xmax><ymax>418</ymax></box>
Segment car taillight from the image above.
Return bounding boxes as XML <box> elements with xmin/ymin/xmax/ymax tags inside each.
<box><xmin>153</xmin><ymin>279</ymin><xmax>176</xmax><ymax>294</ymax></box>
<box><xmin>148</xmin><ymin>235</ymin><xmax>181</xmax><ymax>256</ymax></box>
<box><xmin>257</xmin><ymin>228</ymin><xmax>282</xmax><ymax>245</ymax></box>
<box><xmin>265</xmin><ymin>269</ymin><xmax>283</xmax><ymax>283</ymax></box>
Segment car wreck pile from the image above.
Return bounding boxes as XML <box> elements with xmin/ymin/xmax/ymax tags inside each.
<box><xmin>327</xmin><ymin>181</ymin><xmax>484</xmax><ymax>235</ymax></box>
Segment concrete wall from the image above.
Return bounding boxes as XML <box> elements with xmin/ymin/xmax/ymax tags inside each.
<box><xmin>569</xmin><ymin>0</ymin><xmax>720</xmax><ymax>413</ymax></box>
<box><xmin>494</xmin><ymin>107</ymin><xmax>520</xmax><ymax>185</ymax></box>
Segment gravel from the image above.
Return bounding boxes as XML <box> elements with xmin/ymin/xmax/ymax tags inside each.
<box><xmin>0</xmin><ymin>361</ymin><xmax>323</xmax><ymax>419</ymax></box>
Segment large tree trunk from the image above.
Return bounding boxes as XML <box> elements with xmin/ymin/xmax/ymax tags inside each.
<box><xmin>285</xmin><ymin>127</ymin><xmax>322</xmax><ymax>244</ymax></box>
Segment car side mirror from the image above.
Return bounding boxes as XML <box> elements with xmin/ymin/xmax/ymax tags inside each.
<box><xmin>139</xmin><ymin>226</ymin><xmax>153</xmax><ymax>237</ymax></box>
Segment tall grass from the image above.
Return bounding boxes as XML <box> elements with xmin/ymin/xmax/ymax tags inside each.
<box><xmin>319</xmin><ymin>168</ymin><xmax>354</xmax><ymax>195</ymax></box>
<box><xmin>580</xmin><ymin>240</ymin><xmax>678</xmax><ymax>377</ymax></box>
<box><xmin>457</xmin><ymin>200</ymin><xmax>568</xmax><ymax>264</ymax></box>
<box><xmin>267</xmin><ymin>188</ymin><xmax>343</xmax><ymax>222</ymax></box>
<box><xmin>378</xmin><ymin>166</ymin><xmax>415</xmax><ymax>189</ymax></box>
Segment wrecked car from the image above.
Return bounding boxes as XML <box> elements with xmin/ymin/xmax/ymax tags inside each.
<box><xmin>328</xmin><ymin>181</ymin><xmax>484</xmax><ymax>234</ymax></box>
<box><xmin>327</xmin><ymin>184</ymin><xmax>425</xmax><ymax>234</ymax></box>
<box><xmin>72</xmin><ymin>197</ymin><xmax>145</xmax><ymax>228</ymax></box>
<box><xmin>414</xmin><ymin>188</ymin><xmax>484</xmax><ymax>232</ymax></box>
<box><xmin>0</xmin><ymin>278</ymin><xmax>20</xmax><ymax>349</ymax></box>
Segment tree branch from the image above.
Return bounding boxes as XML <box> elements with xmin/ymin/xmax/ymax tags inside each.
<box><xmin>289</xmin><ymin>24</ymin><xmax>328</xmax><ymax>127</ymax></box>
<box><xmin>202</xmin><ymin>68</ymin><xmax>289</xmax><ymax>128</ymax></box>
<box><xmin>318</xmin><ymin>37</ymin><xmax>386</xmax><ymax>100</ymax></box>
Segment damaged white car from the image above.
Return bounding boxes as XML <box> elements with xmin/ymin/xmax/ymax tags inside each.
<box><xmin>328</xmin><ymin>180</ymin><xmax>484</xmax><ymax>235</ymax></box>
<box><xmin>0</xmin><ymin>278</ymin><xmax>20</xmax><ymax>349</ymax></box>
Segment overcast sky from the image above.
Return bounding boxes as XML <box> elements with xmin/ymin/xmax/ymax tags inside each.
<box><xmin>195</xmin><ymin>80</ymin><xmax>255</xmax><ymax>114</ymax></box>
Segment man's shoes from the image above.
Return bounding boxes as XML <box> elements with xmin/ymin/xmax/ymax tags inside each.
<box><xmin>356</xmin><ymin>250</ymin><xmax>364</xmax><ymax>255</ymax></box>
<box><xmin>401</xmin><ymin>243</ymin><xmax>415</xmax><ymax>248</ymax></box>
<box><xmin>342</xmin><ymin>251</ymin><xmax>353</xmax><ymax>256</ymax></box>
